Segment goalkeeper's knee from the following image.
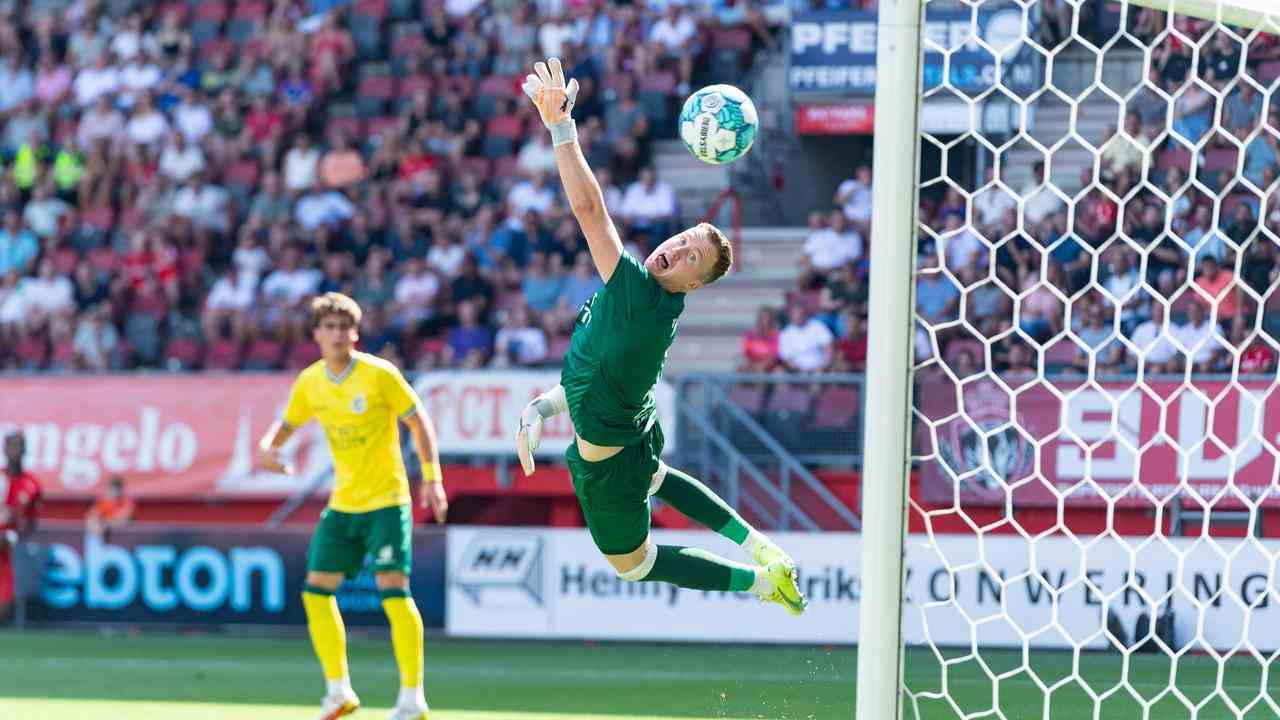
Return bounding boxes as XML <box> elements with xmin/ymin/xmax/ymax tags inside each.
<box><xmin>615</xmin><ymin>543</ymin><xmax>658</xmax><ymax>582</ymax></box>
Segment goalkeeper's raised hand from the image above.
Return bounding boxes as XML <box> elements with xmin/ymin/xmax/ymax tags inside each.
<box><xmin>522</xmin><ymin>58</ymin><xmax>580</xmax><ymax>136</ymax></box>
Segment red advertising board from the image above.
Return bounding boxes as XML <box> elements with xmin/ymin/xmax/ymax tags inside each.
<box><xmin>795</xmin><ymin>103</ymin><xmax>874</xmax><ymax>135</ymax></box>
<box><xmin>0</xmin><ymin>375</ymin><xmax>311</xmax><ymax>499</ymax></box>
<box><xmin>917</xmin><ymin>375</ymin><xmax>1280</xmax><ymax>508</ymax></box>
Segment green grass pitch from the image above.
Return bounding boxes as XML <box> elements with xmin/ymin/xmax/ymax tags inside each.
<box><xmin>0</xmin><ymin>631</ymin><xmax>1275</xmax><ymax>719</ymax></box>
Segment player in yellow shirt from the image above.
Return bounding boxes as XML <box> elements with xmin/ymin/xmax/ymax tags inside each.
<box><xmin>258</xmin><ymin>292</ymin><xmax>448</xmax><ymax>720</ymax></box>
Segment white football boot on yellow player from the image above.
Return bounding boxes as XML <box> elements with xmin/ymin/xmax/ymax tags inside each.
<box><xmin>387</xmin><ymin>701</ymin><xmax>428</xmax><ymax>720</ymax></box>
<box><xmin>317</xmin><ymin>688</ymin><xmax>360</xmax><ymax>720</ymax></box>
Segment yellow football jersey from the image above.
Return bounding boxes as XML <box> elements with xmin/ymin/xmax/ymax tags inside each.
<box><xmin>282</xmin><ymin>351</ymin><xmax>422</xmax><ymax>513</ymax></box>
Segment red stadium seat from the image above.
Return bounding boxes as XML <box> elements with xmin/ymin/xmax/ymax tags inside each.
<box><xmin>193</xmin><ymin>1</ymin><xmax>227</xmax><ymax>21</ymax></box>
<box><xmin>729</xmin><ymin>383</ymin><xmax>766</xmax><ymax>414</ymax></box>
<box><xmin>15</xmin><ymin>336</ymin><xmax>49</xmax><ymax>370</ymax></box>
<box><xmin>712</xmin><ymin>28</ymin><xmax>752</xmax><ymax>51</ymax></box>
<box><xmin>943</xmin><ymin>339</ymin><xmax>985</xmax><ymax>369</ymax></box>
<box><xmin>198</xmin><ymin>38</ymin><xmax>235</xmax><ymax>62</ymax></box>
<box><xmin>49</xmin><ymin>340</ymin><xmax>77</xmax><ymax>370</ymax></box>
<box><xmin>285</xmin><ymin>342</ymin><xmax>321</xmax><ymax>369</ymax></box>
<box><xmin>398</xmin><ymin>75</ymin><xmax>433</xmax><ymax>97</ymax></box>
<box><xmin>326</xmin><ymin>117</ymin><xmax>365</xmax><ymax>141</ymax></box>
<box><xmin>766</xmin><ymin>384</ymin><xmax>812</xmax><ymax>416</ymax></box>
<box><xmin>225</xmin><ymin>160</ymin><xmax>261</xmax><ymax>191</ymax></box>
<box><xmin>392</xmin><ymin>33</ymin><xmax>427</xmax><ymax>58</ymax></box>
<box><xmin>366</xmin><ymin>115</ymin><xmax>403</xmax><ymax>138</ymax></box>
<box><xmin>1203</xmin><ymin>147</ymin><xmax>1238</xmax><ymax>172</ymax></box>
<box><xmin>243</xmin><ymin>339</ymin><xmax>284</xmax><ymax>370</ymax></box>
<box><xmin>811</xmin><ymin>386</ymin><xmax>861</xmax><ymax>429</ymax></box>
<box><xmin>354</xmin><ymin>0</ymin><xmax>389</xmax><ymax>19</ymax></box>
<box><xmin>234</xmin><ymin>0</ymin><xmax>269</xmax><ymax>18</ymax></box>
<box><xmin>164</xmin><ymin>338</ymin><xmax>204</xmax><ymax>370</ymax></box>
<box><xmin>50</xmin><ymin>246</ymin><xmax>78</xmax><ymax>276</ymax></box>
<box><xmin>87</xmin><ymin>246</ymin><xmax>118</xmax><ymax>275</ymax></box>
<box><xmin>82</xmin><ymin>205</ymin><xmax>116</xmax><ymax>231</ymax></box>
<box><xmin>1157</xmin><ymin>146</ymin><xmax>1193</xmax><ymax>175</ymax></box>
<box><xmin>453</xmin><ymin>156</ymin><xmax>491</xmax><ymax>182</ymax></box>
<box><xmin>1258</xmin><ymin>61</ymin><xmax>1280</xmax><ymax>84</ymax></box>
<box><xmin>203</xmin><ymin>340</ymin><xmax>243</xmax><ymax>371</ymax></box>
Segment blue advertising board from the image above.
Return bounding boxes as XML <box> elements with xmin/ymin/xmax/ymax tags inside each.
<box><xmin>790</xmin><ymin>5</ymin><xmax>1043</xmax><ymax>96</ymax></box>
<box><xmin>24</xmin><ymin>525</ymin><xmax>446</xmax><ymax>628</ymax></box>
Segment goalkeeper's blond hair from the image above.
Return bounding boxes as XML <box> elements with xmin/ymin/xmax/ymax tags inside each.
<box><xmin>701</xmin><ymin>223</ymin><xmax>733</xmax><ymax>285</ymax></box>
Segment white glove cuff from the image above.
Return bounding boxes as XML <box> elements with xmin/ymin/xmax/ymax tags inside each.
<box><xmin>532</xmin><ymin>385</ymin><xmax>569</xmax><ymax>418</ymax></box>
<box><xmin>549</xmin><ymin>119</ymin><xmax>577</xmax><ymax>147</ymax></box>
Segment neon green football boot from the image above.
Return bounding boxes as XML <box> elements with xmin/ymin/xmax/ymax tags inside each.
<box><xmin>759</xmin><ymin>559</ymin><xmax>807</xmax><ymax>616</ymax></box>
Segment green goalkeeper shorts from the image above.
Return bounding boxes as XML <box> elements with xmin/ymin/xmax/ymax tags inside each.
<box><xmin>307</xmin><ymin>504</ymin><xmax>412</xmax><ymax>577</ymax></box>
<box><xmin>565</xmin><ymin>421</ymin><xmax>666</xmax><ymax>556</ymax></box>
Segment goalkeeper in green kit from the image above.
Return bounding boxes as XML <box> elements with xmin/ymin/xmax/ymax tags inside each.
<box><xmin>514</xmin><ymin>58</ymin><xmax>806</xmax><ymax>615</ymax></box>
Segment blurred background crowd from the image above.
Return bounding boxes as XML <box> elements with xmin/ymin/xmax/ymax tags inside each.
<box><xmin>742</xmin><ymin>17</ymin><xmax>1280</xmax><ymax>378</ymax></box>
<box><xmin>0</xmin><ymin>0</ymin><xmax>786</xmax><ymax>373</ymax></box>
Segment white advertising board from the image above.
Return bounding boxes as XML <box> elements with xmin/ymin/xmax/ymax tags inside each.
<box><xmin>446</xmin><ymin>528</ymin><xmax>1280</xmax><ymax>650</ymax></box>
<box><xmin>413</xmin><ymin>370</ymin><xmax>676</xmax><ymax>456</ymax></box>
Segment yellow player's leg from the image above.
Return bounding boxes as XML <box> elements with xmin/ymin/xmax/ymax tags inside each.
<box><xmin>379</xmin><ymin>571</ymin><xmax>428</xmax><ymax>720</ymax></box>
<box><xmin>303</xmin><ymin>572</ymin><xmax>360</xmax><ymax>720</ymax></box>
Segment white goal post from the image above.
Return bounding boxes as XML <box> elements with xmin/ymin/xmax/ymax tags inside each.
<box><xmin>859</xmin><ymin>0</ymin><xmax>1280</xmax><ymax>719</ymax></box>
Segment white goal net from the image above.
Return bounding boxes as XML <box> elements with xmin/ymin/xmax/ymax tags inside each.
<box><xmin>873</xmin><ymin>1</ymin><xmax>1280</xmax><ymax>718</ymax></box>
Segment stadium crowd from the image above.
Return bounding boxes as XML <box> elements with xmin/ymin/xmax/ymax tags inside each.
<box><xmin>0</xmin><ymin>0</ymin><xmax>779</xmax><ymax>373</ymax></box>
<box><xmin>746</xmin><ymin>20</ymin><xmax>1280</xmax><ymax>377</ymax></box>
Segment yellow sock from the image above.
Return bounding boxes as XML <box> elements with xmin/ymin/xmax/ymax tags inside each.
<box><xmin>381</xmin><ymin>591</ymin><xmax>424</xmax><ymax>689</ymax></box>
<box><xmin>302</xmin><ymin>588</ymin><xmax>349</xmax><ymax>682</ymax></box>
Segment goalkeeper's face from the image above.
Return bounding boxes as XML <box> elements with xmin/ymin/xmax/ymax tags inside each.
<box><xmin>645</xmin><ymin>227</ymin><xmax>718</xmax><ymax>294</ymax></box>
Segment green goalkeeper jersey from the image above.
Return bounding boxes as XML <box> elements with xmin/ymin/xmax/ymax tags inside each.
<box><xmin>560</xmin><ymin>252</ymin><xmax>685</xmax><ymax>447</ymax></box>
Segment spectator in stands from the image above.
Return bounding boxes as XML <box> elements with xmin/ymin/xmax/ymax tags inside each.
<box><xmin>249</xmin><ymin>172</ymin><xmax>294</xmax><ymax>225</ymax></box>
<box><xmin>295</xmin><ymin>187</ymin><xmax>355</xmax><ymax>231</ymax></box>
<box><xmin>1175</xmin><ymin>300</ymin><xmax>1222</xmax><ymax>373</ymax></box>
<box><xmin>1018</xmin><ymin>266</ymin><xmax>1065</xmax><ymax>341</ymax></box>
<box><xmin>1074</xmin><ymin>301</ymin><xmax>1123</xmax><ymax>371</ymax></box>
<box><xmin>779</xmin><ymin>304</ymin><xmax>833</xmax><ymax>373</ymax></box>
<box><xmin>1203</xmin><ymin>30</ymin><xmax>1244</xmax><ymax>87</ymax></box>
<box><xmin>1021</xmin><ymin>161</ymin><xmax>1065</xmax><ymax>225</ymax></box>
<box><xmin>516</xmin><ymin>132</ymin><xmax>558</xmax><ymax>177</ymax></box>
<box><xmin>522</xmin><ymin>251</ymin><xmax>563</xmax><ymax>313</ymax></box>
<box><xmin>86</xmin><ymin>476</ymin><xmax>134</xmax><ymax>540</ymax></box>
<box><xmin>173</xmin><ymin>173</ymin><xmax>231</xmax><ymax>234</ymax></box>
<box><xmin>973</xmin><ymin>166</ymin><xmax>1016</xmax><ymax>229</ymax></box>
<box><xmin>1101</xmin><ymin>121</ymin><xmax>1144</xmax><ymax>180</ymax></box>
<box><xmin>73</xmin><ymin>303</ymin><xmax>120</xmax><ymax>371</ymax></box>
<box><xmin>1127</xmin><ymin>302</ymin><xmax>1178</xmax><ymax>374</ymax></box>
<box><xmin>319</xmin><ymin>132</ymin><xmax>367</xmax><ymax>190</ymax></box>
<box><xmin>73</xmin><ymin>52</ymin><xmax>120</xmax><ymax>107</ymax></box>
<box><xmin>21</xmin><ymin>184</ymin><xmax>69</xmax><ymax>241</ymax></box>
<box><xmin>390</xmin><ymin>256</ymin><xmax>440</xmax><ymax>336</ymax></box>
<box><xmin>619</xmin><ymin>167</ymin><xmax>677</xmax><ymax>244</ymax></box>
<box><xmin>915</xmin><ymin>255</ymin><xmax>959</xmax><ymax>325</ymax></box>
<box><xmin>0</xmin><ymin>53</ymin><xmax>34</xmax><ymax>113</ymax></box>
<box><xmin>835</xmin><ymin>165</ymin><xmax>873</xmax><ymax>231</ymax></box>
<box><xmin>832</xmin><ymin>309</ymin><xmax>867</xmax><ymax>372</ymax></box>
<box><xmin>557</xmin><ymin>252</ymin><xmax>605</xmax><ymax>319</ymax></box>
<box><xmin>77</xmin><ymin>94</ymin><xmax>125</xmax><ymax>150</ymax></box>
<box><xmin>648</xmin><ymin>3</ymin><xmax>699</xmax><ymax>95</ymax></box>
<box><xmin>203</xmin><ymin>267</ymin><xmax>255</xmax><ymax>341</ymax></box>
<box><xmin>802</xmin><ymin>209</ymin><xmax>862</xmax><ymax>285</ymax></box>
<box><xmin>262</xmin><ymin>245</ymin><xmax>322</xmax><ymax>317</ymax></box>
<box><xmin>159</xmin><ymin>131</ymin><xmax>206</xmax><ymax>184</ymax></box>
<box><xmin>507</xmin><ymin>169</ymin><xmax>557</xmax><ymax>220</ymax></box>
<box><xmin>741</xmin><ymin>306</ymin><xmax>781</xmax><ymax>372</ymax></box>
<box><xmin>1172</xmin><ymin>81</ymin><xmax>1214</xmax><ymax>145</ymax></box>
<box><xmin>1194</xmin><ymin>254</ymin><xmax>1240</xmax><ymax>326</ymax></box>
<box><xmin>283</xmin><ymin>133</ymin><xmax>321</xmax><ymax>192</ymax></box>
<box><xmin>449</xmin><ymin>255</ymin><xmax>495</xmax><ymax>318</ymax></box>
<box><xmin>964</xmin><ymin>267</ymin><xmax>1011</xmax><ymax>339</ymax></box>
<box><xmin>493</xmin><ymin>304</ymin><xmax>549</xmax><ymax>367</ymax></box>
<box><xmin>1102</xmin><ymin>250</ymin><xmax>1142</xmax><ymax>327</ymax></box>
<box><xmin>24</xmin><ymin>258</ymin><xmax>75</xmax><ymax>326</ymax></box>
<box><xmin>1233</xmin><ymin>315</ymin><xmax>1278</xmax><ymax>374</ymax></box>
<box><xmin>1224</xmin><ymin>82</ymin><xmax>1264</xmax><ymax>133</ymax></box>
<box><xmin>940</xmin><ymin>214</ymin><xmax>985</xmax><ymax>274</ymax></box>
<box><xmin>445</xmin><ymin>299</ymin><xmax>493</xmax><ymax>368</ymax></box>
<box><xmin>1243</xmin><ymin>123</ymin><xmax>1280</xmax><ymax>189</ymax></box>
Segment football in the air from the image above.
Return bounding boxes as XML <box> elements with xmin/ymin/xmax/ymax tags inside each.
<box><xmin>678</xmin><ymin>84</ymin><xmax>759</xmax><ymax>165</ymax></box>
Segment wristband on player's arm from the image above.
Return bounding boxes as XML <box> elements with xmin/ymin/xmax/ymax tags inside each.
<box><xmin>422</xmin><ymin>461</ymin><xmax>443</xmax><ymax>484</ymax></box>
<box><xmin>549</xmin><ymin>119</ymin><xmax>577</xmax><ymax>147</ymax></box>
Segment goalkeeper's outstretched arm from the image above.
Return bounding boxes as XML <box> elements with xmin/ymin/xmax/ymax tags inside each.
<box><xmin>515</xmin><ymin>384</ymin><xmax>568</xmax><ymax>477</ymax></box>
<box><xmin>523</xmin><ymin>57</ymin><xmax>623</xmax><ymax>283</ymax></box>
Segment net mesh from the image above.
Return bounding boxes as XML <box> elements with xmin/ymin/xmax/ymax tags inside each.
<box><xmin>906</xmin><ymin>1</ymin><xmax>1280</xmax><ymax>717</ymax></box>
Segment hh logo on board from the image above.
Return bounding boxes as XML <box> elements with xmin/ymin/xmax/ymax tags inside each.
<box><xmin>452</xmin><ymin>534</ymin><xmax>545</xmax><ymax>607</ymax></box>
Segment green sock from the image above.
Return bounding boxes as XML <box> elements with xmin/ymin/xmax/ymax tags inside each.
<box><xmin>642</xmin><ymin>545</ymin><xmax>757</xmax><ymax>592</ymax></box>
<box><xmin>655</xmin><ymin>467</ymin><xmax>752</xmax><ymax>544</ymax></box>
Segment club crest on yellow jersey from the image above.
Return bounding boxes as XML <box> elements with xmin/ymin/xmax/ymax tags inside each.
<box><xmin>350</xmin><ymin>395</ymin><xmax>368</xmax><ymax>414</ymax></box>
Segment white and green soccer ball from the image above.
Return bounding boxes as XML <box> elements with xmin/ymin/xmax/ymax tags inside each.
<box><xmin>678</xmin><ymin>84</ymin><xmax>759</xmax><ymax>165</ymax></box>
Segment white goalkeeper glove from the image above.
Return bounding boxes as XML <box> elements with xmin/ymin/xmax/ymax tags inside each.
<box><xmin>515</xmin><ymin>385</ymin><xmax>568</xmax><ymax>477</ymax></box>
<box><xmin>522</xmin><ymin>57</ymin><xmax>580</xmax><ymax>143</ymax></box>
